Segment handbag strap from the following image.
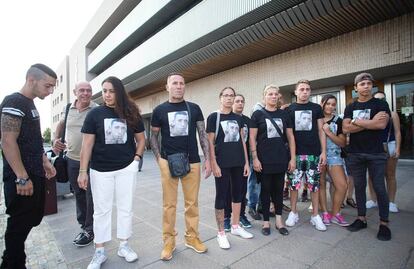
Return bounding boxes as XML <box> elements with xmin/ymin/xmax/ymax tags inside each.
<box><xmin>214</xmin><ymin>110</ymin><xmax>220</xmax><ymax>144</ymax></box>
<box><xmin>386</xmin><ymin>118</ymin><xmax>392</xmax><ymax>143</ymax></box>
<box><xmin>59</xmin><ymin>103</ymin><xmax>71</xmax><ymax>157</ymax></box>
<box><xmin>184</xmin><ymin>101</ymin><xmax>191</xmax><ymax>155</ymax></box>
<box><xmin>261</xmin><ymin>108</ymin><xmax>287</xmax><ymax>144</ymax></box>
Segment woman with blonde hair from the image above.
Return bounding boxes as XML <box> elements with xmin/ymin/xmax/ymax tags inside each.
<box><xmin>249</xmin><ymin>85</ymin><xmax>296</xmax><ymax>235</ymax></box>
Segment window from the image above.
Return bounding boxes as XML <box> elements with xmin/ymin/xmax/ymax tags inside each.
<box><xmin>60</xmin><ymin>93</ymin><xmax>63</xmax><ymax>101</ymax></box>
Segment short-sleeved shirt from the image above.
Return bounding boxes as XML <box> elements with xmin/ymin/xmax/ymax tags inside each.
<box><xmin>287</xmin><ymin>102</ymin><xmax>324</xmax><ymax>155</ymax></box>
<box><xmin>206</xmin><ymin>112</ymin><xmax>245</xmax><ymax>168</ymax></box>
<box><xmin>64</xmin><ymin>101</ymin><xmax>97</xmax><ymax>161</ymax></box>
<box><xmin>240</xmin><ymin>114</ymin><xmax>252</xmax><ymax>161</ymax></box>
<box><xmin>0</xmin><ymin>93</ymin><xmax>44</xmax><ymax>178</ymax></box>
<box><xmin>151</xmin><ymin>101</ymin><xmax>204</xmax><ymax>163</ymax></box>
<box><xmin>81</xmin><ymin>105</ymin><xmax>145</xmax><ymax>172</ymax></box>
<box><xmin>251</xmin><ymin>108</ymin><xmax>292</xmax><ymax>173</ymax></box>
<box><xmin>343</xmin><ymin>98</ymin><xmax>391</xmax><ymax>153</ymax></box>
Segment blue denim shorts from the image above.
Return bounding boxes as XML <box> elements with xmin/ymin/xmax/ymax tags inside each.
<box><xmin>327</xmin><ymin>156</ymin><xmax>344</xmax><ymax>166</ymax></box>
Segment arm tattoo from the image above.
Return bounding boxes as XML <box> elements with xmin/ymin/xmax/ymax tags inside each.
<box><xmin>1</xmin><ymin>114</ymin><xmax>22</xmax><ymax>133</ymax></box>
<box><xmin>150</xmin><ymin>129</ymin><xmax>161</xmax><ymax>159</ymax></box>
<box><xmin>196</xmin><ymin>121</ymin><xmax>210</xmax><ymax>160</ymax></box>
<box><xmin>215</xmin><ymin>209</ymin><xmax>225</xmax><ymax>231</ymax></box>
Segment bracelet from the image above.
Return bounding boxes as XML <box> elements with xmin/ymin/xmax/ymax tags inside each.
<box><xmin>135</xmin><ymin>154</ymin><xmax>142</xmax><ymax>159</ymax></box>
<box><xmin>79</xmin><ymin>169</ymin><xmax>87</xmax><ymax>173</ymax></box>
<box><xmin>251</xmin><ymin>149</ymin><xmax>257</xmax><ymax>152</ymax></box>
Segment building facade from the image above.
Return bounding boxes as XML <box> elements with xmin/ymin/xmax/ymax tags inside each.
<box><xmin>50</xmin><ymin>0</ymin><xmax>414</xmax><ymax>158</ymax></box>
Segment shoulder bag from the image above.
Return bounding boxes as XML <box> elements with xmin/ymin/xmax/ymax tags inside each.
<box><xmin>167</xmin><ymin>102</ymin><xmax>191</xmax><ymax>178</ymax></box>
<box><xmin>47</xmin><ymin>103</ymin><xmax>71</xmax><ymax>183</ymax></box>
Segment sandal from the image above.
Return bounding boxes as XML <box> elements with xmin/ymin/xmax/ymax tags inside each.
<box><xmin>346</xmin><ymin>198</ymin><xmax>357</xmax><ymax>208</ymax></box>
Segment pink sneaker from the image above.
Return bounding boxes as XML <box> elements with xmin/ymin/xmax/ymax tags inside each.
<box><xmin>331</xmin><ymin>213</ymin><xmax>349</xmax><ymax>227</ymax></box>
<box><xmin>322</xmin><ymin>212</ymin><xmax>331</xmax><ymax>225</ymax></box>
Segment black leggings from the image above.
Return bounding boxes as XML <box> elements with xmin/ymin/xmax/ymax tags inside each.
<box><xmin>260</xmin><ymin>172</ymin><xmax>285</xmax><ymax>221</ymax></box>
<box><xmin>215</xmin><ymin>167</ymin><xmax>244</xmax><ymax>209</ymax></box>
<box><xmin>224</xmin><ymin>175</ymin><xmax>247</xmax><ymax>218</ymax></box>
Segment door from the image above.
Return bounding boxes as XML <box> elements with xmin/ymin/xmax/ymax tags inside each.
<box><xmin>394</xmin><ymin>81</ymin><xmax>414</xmax><ymax>159</ymax></box>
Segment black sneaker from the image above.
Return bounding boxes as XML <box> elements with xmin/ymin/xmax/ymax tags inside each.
<box><xmin>74</xmin><ymin>231</ymin><xmax>94</xmax><ymax>247</ymax></box>
<box><xmin>248</xmin><ymin>207</ymin><xmax>261</xmax><ymax>220</ymax></box>
<box><xmin>239</xmin><ymin>215</ymin><xmax>252</xmax><ymax>228</ymax></box>
<box><xmin>224</xmin><ymin>218</ymin><xmax>231</xmax><ymax>232</ymax></box>
<box><xmin>73</xmin><ymin>232</ymin><xmax>84</xmax><ymax>244</ymax></box>
<box><xmin>347</xmin><ymin>219</ymin><xmax>367</xmax><ymax>232</ymax></box>
<box><xmin>377</xmin><ymin>224</ymin><xmax>391</xmax><ymax>241</ymax></box>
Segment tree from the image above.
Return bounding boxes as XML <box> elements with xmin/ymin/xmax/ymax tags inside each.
<box><xmin>43</xmin><ymin>128</ymin><xmax>51</xmax><ymax>144</ymax></box>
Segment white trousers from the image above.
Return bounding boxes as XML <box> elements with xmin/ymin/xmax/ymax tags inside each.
<box><xmin>90</xmin><ymin>160</ymin><xmax>138</xmax><ymax>244</ymax></box>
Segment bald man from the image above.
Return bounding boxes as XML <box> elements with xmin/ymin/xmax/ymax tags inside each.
<box><xmin>53</xmin><ymin>81</ymin><xmax>98</xmax><ymax>247</ymax></box>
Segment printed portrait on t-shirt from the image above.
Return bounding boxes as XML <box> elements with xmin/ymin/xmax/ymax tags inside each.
<box><xmin>168</xmin><ymin>111</ymin><xmax>189</xmax><ymax>137</ymax></box>
<box><xmin>104</xmin><ymin>118</ymin><xmax>127</xmax><ymax>144</ymax></box>
<box><xmin>221</xmin><ymin>120</ymin><xmax>240</xmax><ymax>142</ymax></box>
<box><xmin>266</xmin><ymin>118</ymin><xmax>283</xmax><ymax>138</ymax></box>
<box><xmin>242</xmin><ymin>123</ymin><xmax>248</xmax><ymax>143</ymax></box>
<box><xmin>353</xmin><ymin>109</ymin><xmax>371</xmax><ymax>120</ymax></box>
<box><xmin>295</xmin><ymin>110</ymin><xmax>312</xmax><ymax>131</ymax></box>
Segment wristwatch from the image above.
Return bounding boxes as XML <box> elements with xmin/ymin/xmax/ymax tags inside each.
<box><xmin>15</xmin><ymin>178</ymin><xmax>28</xmax><ymax>185</ymax></box>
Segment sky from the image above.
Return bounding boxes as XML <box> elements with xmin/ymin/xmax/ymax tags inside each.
<box><xmin>0</xmin><ymin>0</ymin><xmax>104</xmax><ymax>132</ymax></box>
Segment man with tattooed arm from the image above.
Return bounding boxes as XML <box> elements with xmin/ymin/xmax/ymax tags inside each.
<box><xmin>150</xmin><ymin>73</ymin><xmax>211</xmax><ymax>261</ymax></box>
<box><xmin>0</xmin><ymin>63</ymin><xmax>57</xmax><ymax>268</ymax></box>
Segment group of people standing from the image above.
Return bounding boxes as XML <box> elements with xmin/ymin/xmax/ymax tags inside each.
<box><xmin>0</xmin><ymin>64</ymin><xmax>399</xmax><ymax>269</ymax></box>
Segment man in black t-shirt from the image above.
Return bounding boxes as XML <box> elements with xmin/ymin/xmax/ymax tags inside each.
<box><xmin>285</xmin><ymin>79</ymin><xmax>327</xmax><ymax>231</ymax></box>
<box><xmin>1</xmin><ymin>64</ymin><xmax>57</xmax><ymax>268</ymax></box>
<box><xmin>343</xmin><ymin>72</ymin><xmax>392</xmax><ymax>241</ymax></box>
<box><xmin>150</xmin><ymin>73</ymin><xmax>211</xmax><ymax>261</ymax></box>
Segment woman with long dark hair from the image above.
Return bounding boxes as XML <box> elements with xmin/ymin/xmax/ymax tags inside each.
<box><xmin>78</xmin><ymin>76</ymin><xmax>145</xmax><ymax>269</ymax></box>
<box><xmin>318</xmin><ymin>94</ymin><xmax>349</xmax><ymax>226</ymax></box>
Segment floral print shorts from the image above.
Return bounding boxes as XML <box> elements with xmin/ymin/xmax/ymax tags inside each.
<box><xmin>287</xmin><ymin>155</ymin><xmax>320</xmax><ymax>192</ymax></box>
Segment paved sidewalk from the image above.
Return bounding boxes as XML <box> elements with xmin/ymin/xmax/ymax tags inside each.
<box><xmin>1</xmin><ymin>153</ymin><xmax>414</xmax><ymax>269</ymax></box>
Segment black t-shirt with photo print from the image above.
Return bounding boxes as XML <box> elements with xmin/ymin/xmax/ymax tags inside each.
<box><xmin>287</xmin><ymin>102</ymin><xmax>324</xmax><ymax>155</ymax></box>
<box><xmin>326</xmin><ymin>116</ymin><xmax>343</xmax><ymax>136</ymax></box>
<box><xmin>81</xmin><ymin>105</ymin><xmax>145</xmax><ymax>172</ymax></box>
<box><xmin>206</xmin><ymin>112</ymin><xmax>245</xmax><ymax>168</ymax></box>
<box><xmin>251</xmin><ymin>108</ymin><xmax>292</xmax><ymax>173</ymax></box>
<box><xmin>343</xmin><ymin>97</ymin><xmax>391</xmax><ymax>154</ymax></box>
<box><xmin>0</xmin><ymin>93</ymin><xmax>45</xmax><ymax>178</ymax></box>
<box><xmin>151</xmin><ymin>101</ymin><xmax>204</xmax><ymax>163</ymax></box>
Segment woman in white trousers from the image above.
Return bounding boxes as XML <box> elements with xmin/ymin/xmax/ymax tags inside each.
<box><xmin>78</xmin><ymin>76</ymin><xmax>145</xmax><ymax>269</ymax></box>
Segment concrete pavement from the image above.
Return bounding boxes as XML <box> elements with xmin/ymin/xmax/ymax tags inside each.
<box><xmin>1</xmin><ymin>153</ymin><xmax>414</xmax><ymax>269</ymax></box>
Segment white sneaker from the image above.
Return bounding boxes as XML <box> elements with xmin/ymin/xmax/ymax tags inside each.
<box><xmin>366</xmin><ymin>200</ymin><xmax>378</xmax><ymax>209</ymax></box>
<box><xmin>118</xmin><ymin>244</ymin><xmax>138</xmax><ymax>262</ymax></box>
<box><xmin>389</xmin><ymin>202</ymin><xmax>399</xmax><ymax>213</ymax></box>
<box><xmin>87</xmin><ymin>250</ymin><xmax>107</xmax><ymax>269</ymax></box>
<box><xmin>217</xmin><ymin>233</ymin><xmax>230</xmax><ymax>249</ymax></box>
<box><xmin>231</xmin><ymin>225</ymin><xmax>254</xmax><ymax>239</ymax></box>
<box><xmin>286</xmin><ymin>212</ymin><xmax>299</xmax><ymax>227</ymax></box>
<box><xmin>310</xmin><ymin>215</ymin><xmax>327</xmax><ymax>231</ymax></box>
